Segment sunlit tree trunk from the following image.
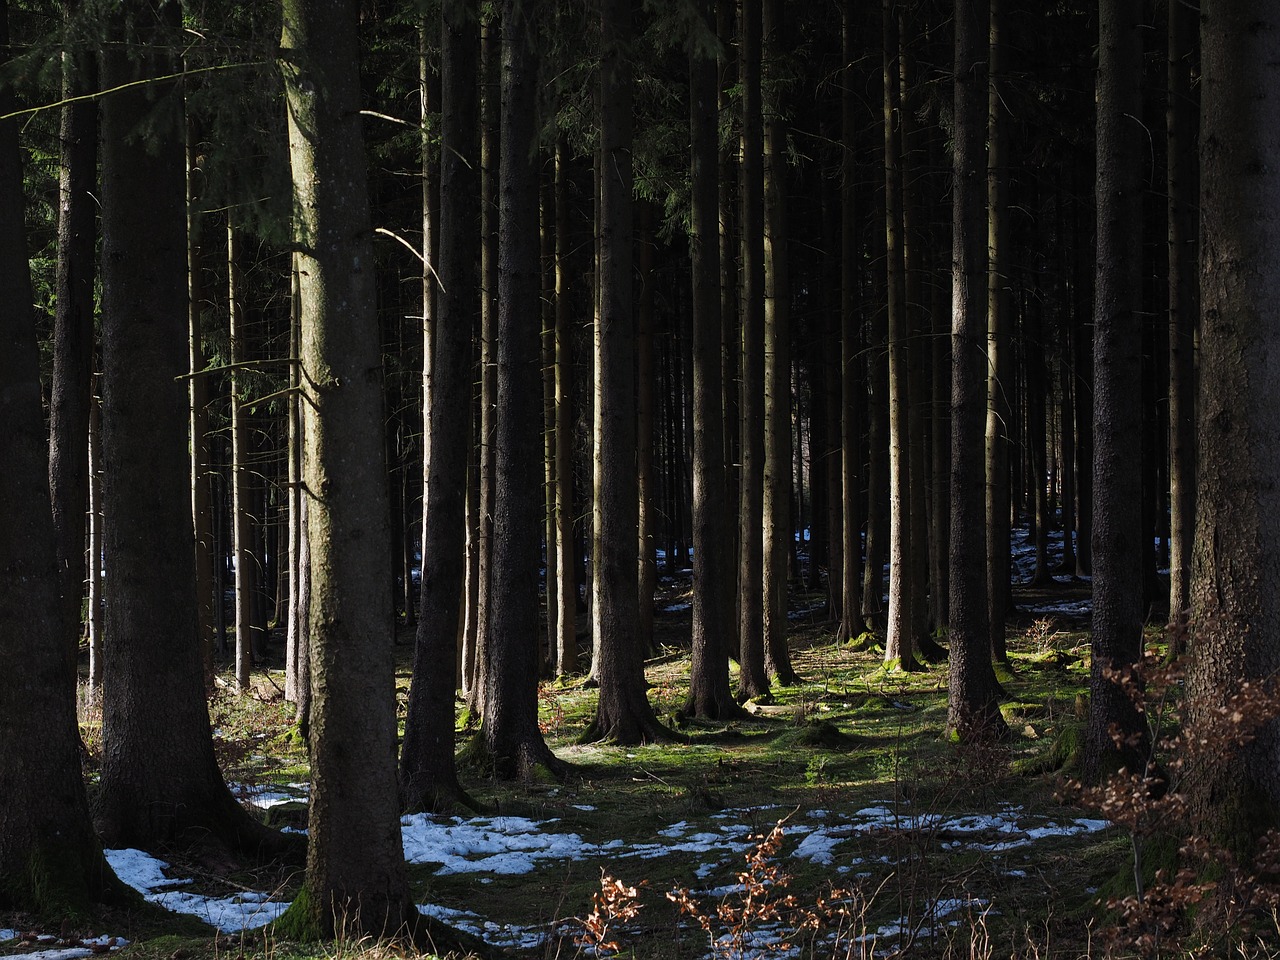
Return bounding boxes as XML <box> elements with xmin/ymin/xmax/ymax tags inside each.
<box><xmin>553</xmin><ymin>137</ymin><xmax>577</xmax><ymax>677</ymax></box>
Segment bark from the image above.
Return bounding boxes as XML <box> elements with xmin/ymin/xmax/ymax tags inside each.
<box><xmin>0</xmin><ymin>2</ymin><xmax>125</xmax><ymax>911</ymax></box>
<box><xmin>947</xmin><ymin>0</ymin><xmax>1006</xmax><ymax>742</ymax></box>
<box><xmin>553</xmin><ymin>138</ymin><xmax>577</xmax><ymax>678</ymax></box>
<box><xmin>1084</xmin><ymin>0</ymin><xmax>1150</xmax><ymax>784</ymax></box>
<box><xmin>683</xmin><ymin>0</ymin><xmax>745</xmax><ymax>722</ymax></box>
<box><xmin>737</xmin><ymin>0</ymin><xmax>770</xmax><ymax>702</ymax></box>
<box><xmin>985</xmin><ymin>0</ymin><xmax>1012</xmax><ymax>662</ymax></box>
<box><xmin>762</xmin><ymin>0</ymin><xmax>797</xmax><ymax>686</ymax></box>
<box><xmin>400</xmin><ymin>0</ymin><xmax>481</xmax><ymax>815</ymax></box>
<box><xmin>482</xmin><ymin>0</ymin><xmax>567</xmax><ymax>779</ymax></box>
<box><xmin>1166</xmin><ymin>0</ymin><xmax>1197</xmax><ymax>630</ymax></box>
<box><xmin>87</xmin><ymin>381</ymin><xmax>104</xmax><ymax>695</ymax></box>
<box><xmin>718</xmin><ymin>0</ymin><xmax>740</xmax><ymax>593</ymax></box>
<box><xmin>839</xmin><ymin>0</ymin><xmax>863</xmax><ymax>641</ymax></box>
<box><xmin>285</xmin><ymin>259</ymin><xmax>304</xmax><ymax>704</ymax></box>
<box><xmin>584</xmin><ymin>0</ymin><xmax>675</xmax><ymax>745</ymax></box>
<box><xmin>1187</xmin><ymin>0</ymin><xmax>1280</xmax><ymax>848</ymax></box>
<box><xmin>96</xmin><ymin>0</ymin><xmax>294</xmax><ymax>859</ymax></box>
<box><xmin>883</xmin><ymin>0</ymin><xmax>919</xmax><ymax>672</ymax></box>
<box><xmin>228</xmin><ymin>213</ymin><xmax>256</xmax><ymax>692</ymax></box>
<box><xmin>48</xmin><ymin>0</ymin><xmax>97</xmax><ymax>643</ymax></box>
<box><xmin>636</xmin><ymin>203</ymin><xmax>658</xmax><ymax>660</ymax></box>
<box><xmin>541</xmin><ymin>175</ymin><xmax>557</xmax><ymax>674</ymax></box>
<box><xmin>276</xmin><ymin>0</ymin><xmax>415</xmax><ymax>935</ymax></box>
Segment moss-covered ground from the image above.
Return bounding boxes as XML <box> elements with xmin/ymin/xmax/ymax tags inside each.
<box><xmin>3</xmin><ymin>574</ymin><xmax>1174</xmax><ymax>959</ymax></box>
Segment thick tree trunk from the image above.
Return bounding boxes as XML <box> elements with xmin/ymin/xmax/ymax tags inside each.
<box><xmin>1188</xmin><ymin>0</ymin><xmax>1280</xmax><ymax>852</ymax></box>
<box><xmin>482</xmin><ymin>0</ymin><xmax>567</xmax><ymax>779</ymax></box>
<box><xmin>0</xmin><ymin>4</ymin><xmax>125</xmax><ymax>910</ymax></box>
<box><xmin>584</xmin><ymin>0</ymin><xmax>674</xmax><ymax>745</ymax></box>
<box><xmin>276</xmin><ymin>0</ymin><xmax>417</xmax><ymax>936</ymax></box>
<box><xmin>947</xmin><ymin>0</ymin><xmax>1007</xmax><ymax>742</ymax></box>
<box><xmin>683</xmin><ymin>0</ymin><xmax>744</xmax><ymax>721</ymax></box>
<box><xmin>96</xmin><ymin>0</ymin><xmax>293</xmax><ymax>858</ymax></box>
<box><xmin>400</xmin><ymin>0</ymin><xmax>481</xmax><ymax>815</ymax></box>
<box><xmin>1085</xmin><ymin>0</ymin><xmax>1151</xmax><ymax>784</ymax></box>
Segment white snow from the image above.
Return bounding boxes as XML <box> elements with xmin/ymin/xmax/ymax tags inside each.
<box><xmin>3</xmin><ymin>936</ymin><xmax>128</xmax><ymax>960</ymax></box>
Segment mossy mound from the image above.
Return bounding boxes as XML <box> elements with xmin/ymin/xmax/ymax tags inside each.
<box><xmin>776</xmin><ymin>720</ymin><xmax>858</xmax><ymax>751</ymax></box>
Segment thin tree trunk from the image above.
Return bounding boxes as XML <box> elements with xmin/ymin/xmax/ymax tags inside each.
<box><xmin>553</xmin><ymin>138</ymin><xmax>577</xmax><ymax>678</ymax></box>
<box><xmin>228</xmin><ymin>213</ymin><xmax>254</xmax><ymax>692</ymax></box>
<box><xmin>285</xmin><ymin>258</ymin><xmax>303</xmax><ymax>704</ymax></box>
<box><xmin>636</xmin><ymin>202</ymin><xmax>658</xmax><ymax>660</ymax></box>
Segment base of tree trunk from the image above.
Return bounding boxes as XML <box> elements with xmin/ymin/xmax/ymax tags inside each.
<box><xmin>0</xmin><ymin>838</ymin><xmax>142</xmax><ymax>919</ymax></box>
<box><xmin>464</xmin><ymin>732</ymin><xmax>571</xmax><ymax>784</ymax></box>
<box><xmin>679</xmin><ymin>692</ymin><xmax>752</xmax><ymax>723</ymax></box>
<box><xmin>400</xmin><ymin>778</ymin><xmax>484</xmax><ymax>817</ymax></box>
<box><xmin>579</xmin><ymin>699</ymin><xmax>686</xmax><ymax>746</ymax></box>
<box><xmin>918</xmin><ymin>634</ymin><xmax>949</xmax><ymax>663</ymax></box>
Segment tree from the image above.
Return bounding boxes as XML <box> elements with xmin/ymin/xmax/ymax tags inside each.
<box><xmin>95</xmin><ymin>0</ymin><xmax>292</xmax><ymax>857</ymax></box>
<box><xmin>48</xmin><ymin>0</ymin><xmax>96</xmax><ymax>640</ymax></box>
<box><xmin>0</xmin><ymin>0</ymin><xmax>123</xmax><ymax>912</ymax></box>
<box><xmin>1186</xmin><ymin>0</ymin><xmax>1280</xmax><ymax>853</ymax></box>
<box><xmin>481</xmin><ymin>0</ymin><xmax>566</xmax><ymax>779</ymax></box>
<box><xmin>275</xmin><ymin>0</ymin><xmax>414</xmax><ymax>936</ymax></box>
<box><xmin>400</xmin><ymin>0</ymin><xmax>481</xmax><ymax>814</ymax></box>
<box><xmin>581</xmin><ymin>0</ymin><xmax>673</xmax><ymax>744</ymax></box>
<box><xmin>682</xmin><ymin>0</ymin><xmax>743</xmax><ymax>722</ymax></box>
<box><xmin>1084</xmin><ymin>0</ymin><xmax>1149</xmax><ymax>783</ymax></box>
<box><xmin>946</xmin><ymin>0</ymin><xmax>1007</xmax><ymax>742</ymax></box>
<box><xmin>737</xmin><ymin>0</ymin><xmax>770</xmax><ymax>703</ymax></box>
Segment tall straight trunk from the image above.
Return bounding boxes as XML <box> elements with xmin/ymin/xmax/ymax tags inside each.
<box><xmin>684</xmin><ymin>0</ymin><xmax>744</xmax><ymax>721</ymax></box>
<box><xmin>49</xmin><ymin>0</ymin><xmax>97</xmax><ymax>642</ymax></box>
<box><xmin>1072</xmin><ymin>177</ymin><xmax>1094</xmax><ymax>577</ymax></box>
<box><xmin>1085</xmin><ymin>0</ymin><xmax>1150</xmax><ymax>783</ymax></box>
<box><xmin>276</xmin><ymin>0</ymin><xmax>428</xmax><ymax>937</ymax></box>
<box><xmin>1187</xmin><ymin>0</ymin><xmax>1280</xmax><ymax>850</ymax></box>
<box><xmin>541</xmin><ymin>167</ymin><xmax>557</xmax><ymax>673</ymax></box>
<box><xmin>228</xmin><ymin>213</ymin><xmax>255</xmax><ymax>692</ymax></box>
<box><xmin>762</xmin><ymin>0</ymin><xmax>797</xmax><ymax>685</ymax></box>
<box><xmin>482</xmin><ymin>0</ymin><xmax>565</xmax><ymax>780</ymax></box>
<box><xmin>863</xmin><ymin>150</ymin><xmax>890</xmax><ymax>626</ymax></box>
<box><xmin>0</xmin><ymin>3</ymin><xmax>123</xmax><ymax>904</ymax></box>
<box><xmin>399</xmin><ymin>0</ymin><xmax>480</xmax><ymax>815</ymax></box>
<box><xmin>97</xmin><ymin>0</ymin><xmax>290</xmax><ymax>857</ymax></box>
<box><xmin>470</xmin><ymin>16</ymin><xmax>500</xmax><ymax>719</ymax></box>
<box><xmin>883</xmin><ymin>0</ymin><xmax>918</xmax><ymax>671</ymax></box>
<box><xmin>285</xmin><ymin>258</ymin><xmax>304</xmax><ymax>703</ymax></box>
<box><xmin>187</xmin><ymin>122</ymin><xmax>215</xmax><ymax>676</ymax></box>
<box><xmin>718</xmin><ymin>0</ymin><xmax>740</xmax><ymax>598</ymax></box>
<box><xmin>839</xmin><ymin>0</ymin><xmax>863</xmax><ymax>640</ymax></box>
<box><xmin>928</xmin><ymin>127</ymin><xmax>952</xmax><ymax>630</ymax></box>
<box><xmin>1026</xmin><ymin>278</ymin><xmax>1052</xmax><ymax>585</ymax></box>
<box><xmin>553</xmin><ymin>138</ymin><xmax>577</xmax><ymax>677</ymax></box>
<box><xmin>1057</xmin><ymin>311</ymin><xmax>1078</xmax><ymax>573</ymax></box>
<box><xmin>985</xmin><ymin>0</ymin><xmax>1012</xmax><ymax>663</ymax></box>
<box><xmin>947</xmin><ymin>0</ymin><xmax>1007</xmax><ymax>742</ymax></box>
<box><xmin>1166</xmin><ymin>0</ymin><xmax>1197</xmax><ymax>629</ymax></box>
<box><xmin>87</xmin><ymin>378</ymin><xmax>104</xmax><ymax>696</ymax></box>
<box><xmin>737</xmin><ymin>0</ymin><xmax>770</xmax><ymax>702</ymax></box>
<box><xmin>636</xmin><ymin>202</ymin><xmax>657</xmax><ymax>659</ymax></box>
<box><xmin>584</xmin><ymin>0</ymin><xmax>673</xmax><ymax>744</ymax></box>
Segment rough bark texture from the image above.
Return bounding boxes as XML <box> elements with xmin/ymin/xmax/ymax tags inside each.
<box><xmin>584</xmin><ymin>0</ymin><xmax>674</xmax><ymax>745</ymax></box>
<box><xmin>737</xmin><ymin>0</ymin><xmax>771</xmax><ymax>703</ymax></box>
<box><xmin>1085</xmin><ymin>0</ymin><xmax>1150</xmax><ymax>783</ymax></box>
<box><xmin>96</xmin><ymin>0</ymin><xmax>292</xmax><ymax>858</ymax></box>
<box><xmin>553</xmin><ymin>138</ymin><xmax>577</xmax><ymax>678</ymax></box>
<box><xmin>684</xmin><ymin>0</ymin><xmax>744</xmax><ymax>721</ymax></box>
<box><xmin>277</xmin><ymin>0</ymin><xmax>414</xmax><ymax>935</ymax></box>
<box><xmin>0</xmin><ymin>3</ymin><xmax>124</xmax><ymax>911</ymax></box>
<box><xmin>1187</xmin><ymin>0</ymin><xmax>1280</xmax><ymax>847</ymax></box>
<box><xmin>482</xmin><ymin>0</ymin><xmax>566</xmax><ymax>779</ymax></box>
<box><xmin>947</xmin><ymin>0</ymin><xmax>1007</xmax><ymax>742</ymax></box>
<box><xmin>400</xmin><ymin>0</ymin><xmax>481</xmax><ymax>815</ymax></box>
<box><xmin>1165</xmin><ymin>0</ymin><xmax>1197</xmax><ymax>629</ymax></box>
<box><xmin>48</xmin><ymin>0</ymin><xmax>97</xmax><ymax>641</ymax></box>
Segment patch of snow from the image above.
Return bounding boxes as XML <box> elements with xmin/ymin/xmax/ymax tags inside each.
<box><xmin>572</xmin><ymin>804</ymin><xmax>597</xmax><ymax>812</ymax></box>
<box><xmin>9</xmin><ymin>938</ymin><xmax>128</xmax><ymax>960</ymax></box>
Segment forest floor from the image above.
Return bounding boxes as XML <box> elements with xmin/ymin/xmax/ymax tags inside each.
<box><xmin>4</xmin><ymin>557</ymin><xmax>1166</xmax><ymax>960</ymax></box>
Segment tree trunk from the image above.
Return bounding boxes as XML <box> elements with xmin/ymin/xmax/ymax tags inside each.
<box><xmin>553</xmin><ymin>137</ymin><xmax>577</xmax><ymax>678</ymax></box>
<box><xmin>1188</xmin><ymin>0</ymin><xmax>1280</xmax><ymax>854</ymax></box>
<box><xmin>285</xmin><ymin>258</ymin><xmax>304</xmax><ymax>704</ymax></box>
<box><xmin>400</xmin><ymin>0</ymin><xmax>481</xmax><ymax>815</ymax></box>
<box><xmin>96</xmin><ymin>0</ymin><xmax>291</xmax><ymax>858</ymax></box>
<box><xmin>1165</xmin><ymin>0</ymin><xmax>1197</xmax><ymax>633</ymax></box>
<box><xmin>1084</xmin><ymin>0</ymin><xmax>1150</xmax><ymax>784</ymax></box>
<box><xmin>584</xmin><ymin>0</ymin><xmax>674</xmax><ymax>745</ymax></box>
<box><xmin>482</xmin><ymin>0</ymin><xmax>567</xmax><ymax>779</ymax></box>
<box><xmin>228</xmin><ymin>213</ymin><xmax>256</xmax><ymax>692</ymax></box>
<box><xmin>683</xmin><ymin>0</ymin><xmax>744</xmax><ymax>721</ymax></box>
<box><xmin>947</xmin><ymin>0</ymin><xmax>1007</xmax><ymax>742</ymax></box>
<box><xmin>737</xmin><ymin>0</ymin><xmax>770</xmax><ymax>703</ymax></box>
<box><xmin>762</xmin><ymin>0</ymin><xmax>797</xmax><ymax>686</ymax></box>
<box><xmin>985</xmin><ymin>0</ymin><xmax>1012</xmax><ymax>663</ymax></box>
<box><xmin>87</xmin><ymin>378</ymin><xmax>104</xmax><ymax>696</ymax></box>
<box><xmin>0</xmin><ymin>2</ymin><xmax>125</xmax><ymax>910</ymax></box>
<box><xmin>48</xmin><ymin>0</ymin><xmax>97</xmax><ymax>645</ymax></box>
<box><xmin>636</xmin><ymin>202</ymin><xmax>658</xmax><ymax>660</ymax></box>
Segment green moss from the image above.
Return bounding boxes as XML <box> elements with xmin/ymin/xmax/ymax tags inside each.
<box><xmin>2</xmin><ymin>838</ymin><xmax>144</xmax><ymax>920</ymax></box>
<box><xmin>1013</xmin><ymin>721</ymin><xmax>1084</xmax><ymax>776</ymax></box>
<box><xmin>269</xmin><ymin>885</ymin><xmax>325</xmax><ymax>940</ymax></box>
